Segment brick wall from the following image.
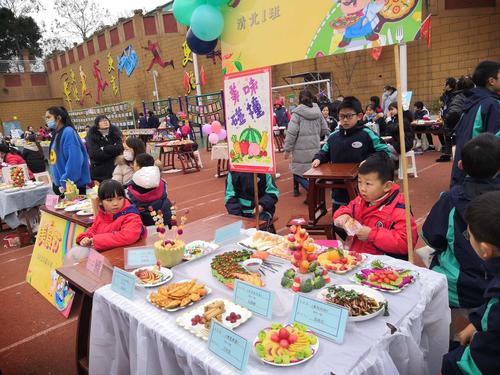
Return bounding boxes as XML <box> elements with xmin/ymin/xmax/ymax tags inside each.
<box><xmin>1</xmin><ymin>73</ymin><xmax>52</xmax><ymax>102</ymax></box>
<box><xmin>0</xmin><ymin>97</ymin><xmax>63</xmax><ymax>131</ymax></box>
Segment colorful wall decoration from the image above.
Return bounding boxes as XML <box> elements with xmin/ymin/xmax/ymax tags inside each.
<box><xmin>183</xmin><ymin>71</ymin><xmax>196</xmax><ymax>94</ymax></box>
<box><xmin>107</xmin><ymin>52</ymin><xmax>119</xmax><ymax>96</ymax></box>
<box><xmin>143</xmin><ymin>40</ymin><xmax>175</xmax><ymax>72</ymax></box>
<box><xmin>26</xmin><ymin>211</ymin><xmax>85</xmax><ymax>317</ymax></box>
<box><xmin>181</xmin><ymin>41</ymin><xmax>193</xmax><ymax>67</ymax></box>
<box><xmin>117</xmin><ymin>44</ymin><xmax>139</xmax><ymax>77</ymax></box>
<box><xmin>221</xmin><ymin>0</ymin><xmax>422</xmax><ymax>71</ymax></box>
<box><xmin>92</xmin><ymin>59</ymin><xmax>108</xmax><ymax>104</ymax></box>
<box><xmin>79</xmin><ymin>65</ymin><xmax>92</xmax><ymax>105</ymax></box>
<box><xmin>224</xmin><ymin>67</ymin><xmax>275</xmax><ymax>174</ymax></box>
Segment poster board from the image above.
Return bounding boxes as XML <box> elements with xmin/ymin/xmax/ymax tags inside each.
<box><xmin>2</xmin><ymin>120</ymin><xmax>22</xmax><ymax>138</ymax></box>
<box><xmin>221</xmin><ymin>0</ymin><xmax>422</xmax><ymax>71</ymax></box>
<box><xmin>26</xmin><ymin>211</ymin><xmax>85</xmax><ymax>317</ymax></box>
<box><xmin>223</xmin><ymin>67</ymin><xmax>275</xmax><ymax>174</ymax></box>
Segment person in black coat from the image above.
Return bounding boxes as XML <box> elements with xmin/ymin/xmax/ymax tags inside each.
<box><xmin>86</xmin><ymin>115</ymin><xmax>123</xmax><ymax>182</ymax></box>
<box><xmin>147</xmin><ymin>111</ymin><xmax>160</xmax><ymax>129</ymax></box>
<box><xmin>22</xmin><ymin>134</ymin><xmax>46</xmax><ymax>173</ymax></box>
<box><xmin>385</xmin><ymin>102</ymin><xmax>414</xmax><ymax>155</ymax></box>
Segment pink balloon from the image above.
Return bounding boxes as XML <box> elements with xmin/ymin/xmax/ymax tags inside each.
<box><xmin>211</xmin><ymin>120</ymin><xmax>222</xmax><ymax>134</ymax></box>
<box><xmin>217</xmin><ymin>128</ymin><xmax>227</xmax><ymax>140</ymax></box>
<box><xmin>182</xmin><ymin>124</ymin><xmax>190</xmax><ymax>136</ymax></box>
<box><xmin>208</xmin><ymin>133</ymin><xmax>219</xmax><ymax>145</ymax></box>
<box><xmin>202</xmin><ymin>123</ymin><xmax>212</xmax><ymax>135</ymax></box>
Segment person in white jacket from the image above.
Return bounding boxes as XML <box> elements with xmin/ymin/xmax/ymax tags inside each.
<box><xmin>112</xmin><ymin>137</ymin><xmax>146</xmax><ymax>186</ymax></box>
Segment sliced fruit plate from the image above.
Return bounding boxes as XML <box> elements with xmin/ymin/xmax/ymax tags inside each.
<box><xmin>238</xmin><ymin>231</ymin><xmax>286</xmax><ymax>252</ymax></box>
<box><xmin>317</xmin><ymin>248</ymin><xmax>366</xmax><ymax>274</ymax></box>
<box><xmin>183</xmin><ymin>240</ymin><xmax>219</xmax><ymax>261</ymax></box>
<box><xmin>317</xmin><ymin>285</ymin><xmax>386</xmax><ymax>322</ymax></box>
<box><xmin>131</xmin><ymin>265</ymin><xmax>173</xmax><ymax>287</ymax></box>
<box><xmin>147</xmin><ymin>279</ymin><xmax>212</xmax><ymax>312</ymax></box>
<box><xmin>351</xmin><ymin>260</ymin><xmax>418</xmax><ymax>293</ymax></box>
<box><xmin>211</xmin><ymin>250</ymin><xmax>265</xmax><ymax>289</ymax></box>
<box><xmin>254</xmin><ymin>323</ymin><xmax>319</xmax><ymax>366</ymax></box>
<box><xmin>176</xmin><ymin>299</ymin><xmax>252</xmax><ymax>341</ymax></box>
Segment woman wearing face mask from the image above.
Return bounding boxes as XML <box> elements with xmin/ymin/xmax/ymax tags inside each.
<box><xmin>86</xmin><ymin>115</ymin><xmax>124</xmax><ymax>182</ymax></box>
<box><xmin>46</xmin><ymin>106</ymin><xmax>91</xmax><ymax>195</ymax></box>
<box><xmin>112</xmin><ymin>137</ymin><xmax>146</xmax><ymax>186</ymax></box>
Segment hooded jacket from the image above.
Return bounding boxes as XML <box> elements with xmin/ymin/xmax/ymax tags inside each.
<box><xmin>85</xmin><ymin>125</ymin><xmax>123</xmax><ymax>182</ymax></box>
<box><xmin>284</xmin><ymin>103</ymin><xmax>330</xmax><ymax>176</ymax></box>
<box><xmin>444</xmin><ymin>89</ymin><xmax>474</xmax><ymax>130</ymax></box>
<box><xmin>76</xmin><ymin>199</ymin><xmax>146</xmax><ymax>251</ymax></box>
<box><xmin>333</xmin><ymin>184</ymin><xmax>417</xmax><ymax>259</ymax></box>
<box><xmin>422</xmin><ymin>176</ymin><xmax>500</xmax><ymax>308</ymax></box>
<box><xmin>451</xmin><ymin>88</ymin><xmax>500</xmax><ymax>186</ymax></box>
<box><xmin>127</xmin><ymin>166</ymin><xmax>172</xmax><ymax>227</ymax></box>
<box><xmin>314</xmin><ymin>122</ymin><xmax>391</xmax><ymax>164</ymax></box>
<box><xmin>225</xmin><ymin>172</ymin><xmax>279</xmax><ymax>217</ymax></box>
<box><xmin>385</xmin><ymin>114</ymin><xmax>414</xmax><ymax>154</ymax></box>
<box><xmin>442</xmin><ymin>258</ymin><xmax>500</xmax><ymax>375</ymax></box>
<box><xmin>112</xmin><ymin>155</ymin><xmax>134</xmax><ymax>186</ymax></box>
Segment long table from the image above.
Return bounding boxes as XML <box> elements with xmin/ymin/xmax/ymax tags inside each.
<box><xmin>89</xmin><ymin>246</ymin><xmax>450</xmax><ymax>375</ymax></box>
<box><xmin>55</xmin><ymin>214</ymin><xmax>266</xmax><ymax>375</ymax></box>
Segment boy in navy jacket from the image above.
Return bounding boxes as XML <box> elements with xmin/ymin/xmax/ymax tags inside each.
<box><xmin>423</xmin><ymin>134</ymin><xmax>500</xmax><ymax>309</ymax></box>
<box><xmin>441</xmin><ymin>191</ymin><xmax>500</xmax><ymax>375</ymax></box>
<box><xmin>312</xmin><ymin>96</ymin><xmax>390</xmax><ymax>208</ymax></box>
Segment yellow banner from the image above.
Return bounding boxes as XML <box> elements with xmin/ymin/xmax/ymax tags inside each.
<box><xmin>221</xmin><ymin>0</ymin><xmax>422</xmax><ymax>72</ymax></box>
<box><xmin>26</xmin><ymin>211</ymin><xmax>85</xmax><ymax>317</ymax></box>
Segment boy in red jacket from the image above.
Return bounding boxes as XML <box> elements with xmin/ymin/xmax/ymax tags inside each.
<box><xmin>333</xmin><ymin>153</ymin><xmax>417</xmax><ymax>260</ymax></box>
<box><xmin>77</xmin><ymin>180</ymin><xmax>146</xmax><ymax>251</ymax></box>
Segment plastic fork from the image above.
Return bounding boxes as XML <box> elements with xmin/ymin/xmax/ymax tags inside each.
<box><xmin>396</xmin><ymin>27</ymin><xmax>404</xmax><ymax>44</ymax></box>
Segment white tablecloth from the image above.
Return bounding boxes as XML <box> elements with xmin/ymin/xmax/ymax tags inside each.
<box><xmin>0</xmin><ymin>185</ymin><xmax>50</xmax><ymax>228</ymax></box>
<box><xmin>89</xmin><ymin>246</ymin><xmax>450</xmax><ymax>375</ymax></box>
<box><xmin>211</xmin><ymin>143</ymin><xmax>229</xmax><ymax>161</ymax></box>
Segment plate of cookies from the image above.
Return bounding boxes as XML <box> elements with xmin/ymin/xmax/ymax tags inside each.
<box><xmin>146</xmin><ymin>279</ymin><xmax>212</xmax><ymax>312</ymax></box>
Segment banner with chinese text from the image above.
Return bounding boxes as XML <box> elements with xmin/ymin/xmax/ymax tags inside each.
<box><xmin>224</xmin><ymin>67</ymin><xmax>275</xmax><ymax>174</ymax></box>
<box><xmin>26</xmin><ymin>211</ymin><xmax>85</xmax><ymax>317</ymax></box>
<box><xmin>221</xmin><ymin>0</ymin><xmax>422</xmax><ymax>72</ymax></box>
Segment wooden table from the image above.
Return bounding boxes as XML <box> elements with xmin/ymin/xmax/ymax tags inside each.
<box><xmin>273</xmin><ymin>126</ymin><xmax>286</xmax><ymax>152</ymax></box>
<box><xmin>55</xmin><ymin>214</ymin><xmax>264</xmax><ymax>375</ymax></box>
<box><xmin>411</xmin><ymin>121</ymin><xmax>444</xmax><ymax>135</ymax></box>
<box><xmin>156</xmin><ymin>141</ymin><xmax>200</xmax><ymax>174</ymax></box>
<box><xmin>40</xmin><ymin>205</ymin><xmax>94</xmax><ymax>228</ymax></box>
<box><xmin>303</xmin><ymin>163</ymin><xmax>359</xmax><ymax>229</ymax></box>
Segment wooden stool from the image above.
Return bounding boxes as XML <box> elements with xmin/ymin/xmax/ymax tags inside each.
<box><xmin>398</xmin><ymin>150</ymin><xmax>418</xmax><ymax>179</ymax></box>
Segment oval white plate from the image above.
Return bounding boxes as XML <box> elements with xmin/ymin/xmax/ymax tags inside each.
<box><xmin>131</xmin><ymin>266</ymin><xmax>173</xmax><ymax>287</ymax></box>
<box><xmin>76</xmin><ymin>209</ymin><xmax>94</xmax><ymax>217</ymax></box>
<box><xmin>65</xmin><ymin>202</ymin><xmax>90</xmax><ymax>212</ymax></box>
<box><xmin>253</xmin><ymin>324</ymin><xmax>319</xmax><ymax>367</ymax></box>
<box><xmin>350</xmin><ymin>270</ymin><xmax>418</xmax><ymax>294</ymax></box>
<box><xmin>317</xmin><ymin>284</ymin><xmax>385</xmax><ymax>322</ymax></box>
<box><xmin>147</xmin><ymin>279</ymin><xmax>212</xmax><ymax>311</ymax></box>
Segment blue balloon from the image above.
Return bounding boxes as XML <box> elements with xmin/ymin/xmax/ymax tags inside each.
<box><xmin>186</xmin><ymin>28</ymin><xmax>218</xmax><ymax>55</ymax></box>
<box><xmin>173</xmin><ymin>0</ymin><xmax>205</xmax><ymax>26</ymax></box>
<box><xmin>190</xmin><ymin>4</ymin><xmax>224</xmax><ymax>42</ymax></box>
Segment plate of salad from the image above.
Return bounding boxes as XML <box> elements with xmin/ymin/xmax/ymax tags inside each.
<box><xmin>351</xmin><ymin>260</ymin><xmax>418</xmax><ymax>293</ymax></box>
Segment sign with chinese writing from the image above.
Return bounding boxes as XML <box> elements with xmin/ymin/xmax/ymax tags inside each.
<box><xmin>124</xmin><ymin>247</ymin><xmax>157</xmax><ymax>270</ymax></box>
<box><xmin>86</xmin><ymin>249</ymin><xmax>105</xmax><ymax>277</ymax></box>
<box><xmin>234</xmin><ymin>280</ymin><xmax>274</xmax><ymax>319</ymax></box>
<box><xmin>291</xmin><ymin>294</ymin><xmax>349</xmax><ymax>344</ymax></box>
<box><xmin>221</xmin><ymin>0</ymin><xmax>422</xmax><ymax>72</ymax></box>
<box><xmin>111</xmin><ymin>267</ymin><xmax>136</xmax><ymax>299</ymax></box>
<box><xmin>224</xmin><ymin>67</ymin><xmax>275</xmax><ymax>174</ymax></box>
<box><xmin>208</xmin><ymin>320</ymin><xmax>251</xmax><ymax>372</ymax></box>
<box><xmin>26</xmin><ymin>211</ymin><xmax>85</xmax><ymax>317</ymax></box>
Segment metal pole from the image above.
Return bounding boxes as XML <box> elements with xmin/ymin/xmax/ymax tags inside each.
<box><xmin>326</xmin><ymin>80</ymin><xmax>332</xmax><ymax>101</ymax></box>
<box><xmin>192</xmin><ymin>53</ymin><xmax>202</xmax><ymax>96</ymax></box>
<box><xmin>152</xmin><ymin>70</ymin><xmax>160</xmax><ymax>102</ymax></box>
<box><xmin>272</xmin><ymin>78</ymin><xmax>332</xmax><ymax>91</ymax></box>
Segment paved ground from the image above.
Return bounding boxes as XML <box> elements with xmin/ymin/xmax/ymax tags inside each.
<box><xmin>0</xmin><ymin>148</ymin><xmax>451</xmax><ymax>375</ymax></box>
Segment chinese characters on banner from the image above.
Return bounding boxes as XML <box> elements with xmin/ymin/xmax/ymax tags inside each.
<box><xmin>224</xmin><ymin>67</ymin><xmax>275</xmax><ymax>174</ymax></box>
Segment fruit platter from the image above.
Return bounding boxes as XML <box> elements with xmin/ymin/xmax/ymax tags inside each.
<box><xmin>317</xmin><ymin>248</ymin><xmax>366</xmax><ymax>274</ymax></box>
<box><xmin>176</xmin><ymin>299</ymin><xmax>252</xmax><ymax>340</ymax></box>
<box><xmin>210</xmin><ymin>250</ymin><xmax>264</xmax><ymax>289</ymax></box>
<box><xmin>281</xmin><ymin>265</ymin><xmax>330</xmax><ymax>293</ymax></box>
<box><xmin>147</xmin><ymin>279</ymin><xmax>211</xmax><ymax>312</ymax></box>
<box><xmin>254</xmin><ymin>323</ymin><xmax>319</xmax><ymax>366</ymax></box>
<box><xmin>131</xmin><ymin>264</ymin><xmax>173</xmax><ymax>287</ymax></box>
<box><xmin>317</xmin><ymin>285</ymin><xmax>387</xmax><ymax>322</ymax></box>
<box><xmin>10</xmin><ymin>166</ymin><xmax>26</xmax><ymax>187</ymax></box>
<box><xmin>351</xmin><ymin>260</ymin><xmax>418</xmax><ymax>293</ymax></box>
<box><xmin>183</xmin><ymin>240</ymin><xmax>219</xmax><ymax>261</ymax></box>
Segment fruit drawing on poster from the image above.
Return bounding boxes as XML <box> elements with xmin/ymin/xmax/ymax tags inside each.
<box><xmin>224</xmin><ymin>67</ymin><xmax>275</xmax><ymax>174</ymax></box>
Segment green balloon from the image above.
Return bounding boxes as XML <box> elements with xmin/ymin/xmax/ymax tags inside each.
<box><xmin>191</xmin><ymin>4</ymin><xmax>224</xmax><ymax>42</ymax></box>
<box><xmin>206</xmin><ymin>0</ymin><xmax>227</xmax><ymax>6</ymax></box>
<box><xmin>173</xmin><ymin>0</ymin><xmax>206</xmax><ymax>26</ymax></box>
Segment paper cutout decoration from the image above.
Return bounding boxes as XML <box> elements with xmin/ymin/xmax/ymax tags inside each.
<box><xmin>107</xmin><ymin>53</ymin><xmax>115</xmax><ymax>73</ymax></box>
<box><xmin>69</xmin><ymin>69</ymin><xmax>80</xmax><ymax>102</ymax></box>
<box><xmin>117</xmin><ymin>45</ymin><xmax>139</xmax><ymax>77</ymax></box>
<box><xmin>79</xmin><ymin>65</ymin><xmax>92</xmax><ymax>105</ymax></box>
<box><xmin>222</xmin><ymin>53</ymin><xmax>243</xmax><ymax>75</ymax></box>
<box><xmin>183</xmin><ymin>71</ymin><xmax>196</xmax><ymax>94</ymax></box>
<box><xmin>200</xmin><ymin>65</ymin><xmax>207</xmax><ymax>86</ymax></box>
<box><xmin>60</xmin><ymin>73</ymin><xmax>72</xmax><ymax>105</ymax></box>
<box><xmin>206</xmin><ymin>49</ymin><xmax>222</xmax><ymax>65</ymax></box>
<box><xmin>182</xmin><ymin>41</ymin><xmax>193</xmax><ymax>67</ymax></box>
<box><xmin>371</xmin><ymin>46</ymin><xmax>382</xmax><ymax>61</ymax></box>
<box><xmin>106</xmin><ymin>53</ymin><xmax>119</xmax><ymax>96</ymax></box>
<box><xmin>92</xmin><ymin>59</ymin><xmax>108</xmax><ymax>104</ymax></box>
<box><xmin>143</xmin><ymin>40</ymin><xmax>174</xmax><ymax>72</ymax></box>
<box><xmin>421</xmin><ymin>15</ymin><xmax>431</xmax><ymax>48</ymax></box>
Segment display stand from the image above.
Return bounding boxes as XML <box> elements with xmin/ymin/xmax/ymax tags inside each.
<box><xmin>69</xmin><ymin>102</ymin><xmax>136</xmax><ymax>132</ymax></box>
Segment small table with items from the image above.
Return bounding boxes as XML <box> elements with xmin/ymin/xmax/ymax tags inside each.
<box><xmin>155</xmin><ymin>140</ymin><xmax>200</xmax><ymax>174</ymax></box>
<box><xmin>273</xmin><ymin>126</ymin><xmax>286</xmax><ymax>152</ymax></box>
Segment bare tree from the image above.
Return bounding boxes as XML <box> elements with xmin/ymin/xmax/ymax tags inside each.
<box><xmin>0</xmin><ymin>0</ymin><xmax>43</xmax><ymax>17</ymax></box>
<box><xmin>333</xmin><ymin>53</ymin><xmax>361</xmax><ymax>94</ymax></box>
<box><xmin>53</xmin><ymin>0</ymin><xmax>111</xmax><ymax>40</ymax></box>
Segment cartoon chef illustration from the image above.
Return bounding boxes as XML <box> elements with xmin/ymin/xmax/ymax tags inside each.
<box><xmin>334</xmin><ymin>0</ymin><xmax>385</xmax><ymax>48</ymax></box>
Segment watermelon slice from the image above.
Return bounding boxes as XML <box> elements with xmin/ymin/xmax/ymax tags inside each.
<box><xmin>240</xmin><ymin>127</ymin><xmax>262</xmax><ymax>144</ymax></box>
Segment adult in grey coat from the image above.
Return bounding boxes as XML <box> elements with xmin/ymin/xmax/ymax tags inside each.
<box><xmin>284</xmin><ymin>90</ymin><xmax>330</xmax><ymax>195</ymax></box>
<box><xmin>382</xmin><ymin>85</ymin><xmax>398</xmax><ymax>115</ymax></box>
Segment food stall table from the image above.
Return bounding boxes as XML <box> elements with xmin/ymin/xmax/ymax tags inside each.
<box><xmin>303</xmin><ymin>163</ymin><xmax>359</xmax><ymax>226</ymax></box>
<box><xmin>56</xmin><ymin>214</ymin><xmax>267</xmax><ymax>375</ymax></box>
<box><xmin>89</xmin><ymin>251</ymin><xmax>450</xmax><ymax>375</ymax></box>
<box><xmin>211</xmin><ymin>143</ymin><xmax>229</xmax><ymax>178</ymax></box>
<box><xmin>156</xmin><ymin>141</ymin><xmax>200</xmax><ymax>174</ymax></box>
<box><xmin>273</xmin><ymin>126</ymin><xmax>286</xmax><ymax>152</ymax></box>
<box><xmin>411</xmin><ymin>121</ymin><xmax>444</xmax><ymax>151</ymax></box>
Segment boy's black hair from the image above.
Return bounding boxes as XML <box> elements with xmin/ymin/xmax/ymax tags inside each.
<box><xmin>135</xmin><ymin>153</ymin><xmax>155</xmax><ymax>168</ymax></box>
<box><xmin>365</xmin><ymin>103</ymin><xmax>376</xmax><ymax>112</ymax></box>
<box><xmin>299</xmin><ymin>90</ymin><xmax>314</xmax><ymax>108</ymax></box>
<box><xmin>338</xmin><ymin>96</ymin><xmax>363</xmax><ymax>114</ymax></box>
<box><xmin>358</xmin><ymin>153</ymin><xmax>395</xmax><ymax>183</ymax></box>
<box><xmin>465</xmin><ymin>191</ymin><xmax>500</xmax><ymax>249</ymax></box>
<box><xmin>370</xmin><ymin>96</ymin><xmax>380</xmax><ymax>107</ymax></box>
<box><xmin>445</xmin><ymin>77</ymin><xmax>457</xmax><ymax>90</ymax></box>
<box><xmin>148</xmin><ymin>110</ymin><xmax>154</xmax><ymax>116</ymax></box>
<box><xmin>94</xmin><ymin>115</ymin><xmax>111</xmax><ymax>127</ymax></box>
<box><xmin>457</xmin><ymin>75</ymin><xmax>475</xmax><ymax>91</ymax></box>
<box><xmin>98</xmin><ymin>179</ymin><xmax>126</xmax><ymax>200</ymax></box>
<box><xmin>139</xmin><ymin>112</ymin><xmax>144</xmax><ymax>116</ymax></box>
<box><xmin>461</xmin><ymin>133</ymin><xmax>500</xmax><ymax>178</ymax></box>
<box><xmin>414</xmin><ymin>101</ymin><xmax>424</xmax><ymax>110</ymax></box>
<box><xmin>472</xmin><ymin>61</ymin><xmax>500</xmax><ymax>88</ymax></box>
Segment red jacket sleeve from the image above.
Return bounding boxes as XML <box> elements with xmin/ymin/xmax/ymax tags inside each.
<box><xmin>333</xmin><ymin>198</ymin><xmax>357</xmax><ymax>220</ymax></box>
<box><xmin>92</xmin><ymin>214</ymin><xmax>145</xmax><ymax>251</ymax></box>
<box><xmin>286</xmin><ymin>111</ymin><xmax>291</xmax><ymax>121</ymax></box>
<box><xmin>367</xmin><ymin>212</ymin><xmax>418</xmax><ymax>255</ymax></box>
<box><xmin>76</xmin><ymin>221</ymin><xmax>98</xmax><ymax>244</ymax></box>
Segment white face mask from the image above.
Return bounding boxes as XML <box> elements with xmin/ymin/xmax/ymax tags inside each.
<box><xmin>123</xmin><ymin>150</ymin><xmax>134</xmax><ymax>161</ymax></box>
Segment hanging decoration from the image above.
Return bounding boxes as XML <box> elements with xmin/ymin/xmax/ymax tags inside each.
<box><xmin>79</xmin><ymin>65</ymin><xmax>92</xmax><ymax>106</ymax></box>
<box><xmin>182</xmin><ymin>41</ymin><xmax>193</xmax><ymax>67</ymax></box>
<box><xmin>92</xmin><ymin>59</ymin><xmax>108</xmax><ymax>104</ymax></box>
<box><xmin>183</xmin><ymin>71</ymin><xmax>196</xmax><ymax>94</ymax></box>
<box><xmin>117</xmin><ymin>45</ymin><xmax>139</xmax><ymax>77</ymax></box>
<box><xmin>371</xmin><ymin>46</ymin><xmax>382</xmax><ymax>61</ymax></box>
<box><xmin>186</xmin><ymin>28</ymin><xmax>218</xmax><ymax>56</ymax></box>
<box><xmin>200</xmin><ymin>65</ymin><xmax>207</xmax><ymax>86</ymax></box>
<box><xmin>420</xmin><ymin>15</ymin><xmax>431</xmax><ymax>48</ymax></box>
<box><xmin>69</xmin><ymin>69</ymin><xmax>80</xmax><ymax>102</ymax></box>
<box><xmin>143</xmin><ymin>40</ymin><xmax>175</xmax><ymax>71</ymax></box>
